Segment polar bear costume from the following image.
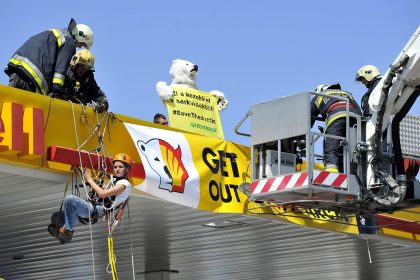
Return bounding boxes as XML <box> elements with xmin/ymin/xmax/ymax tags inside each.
<box><xmin>156</xmin><ymin>59</ymin><xmax>228</xmax><ymax>111</ymax></box>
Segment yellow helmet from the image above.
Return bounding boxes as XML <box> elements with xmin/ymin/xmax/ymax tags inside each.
<box><xmin>355</xmin><ymin>65</ymin><xmax>381</xmax><ymax>82</ymax></box>
<box><xmin>112</xmin><ymin>153</ymin><xmax>131</xmax><ymax>166</ymax></box>
<box><xmin>70</xmin><ymin>49</ymin><xmax>95</xmax><ymax>71</ymax></box>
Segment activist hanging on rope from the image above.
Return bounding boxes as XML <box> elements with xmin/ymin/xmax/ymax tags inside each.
<box><xmin>48</xmin><ymin>153</ymin><xmax>132</xmax><ymax>244</ymax></box>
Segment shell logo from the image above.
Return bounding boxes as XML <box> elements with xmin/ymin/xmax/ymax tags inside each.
<box><xmin>138</xmin><ymin>138</ymin><xmax>189</xmax><ymax>193</ymax></box>
<box><xmin>0</xmin><ymin>102</ymin><xmax>44</xmax><ymax>157</ymax></box>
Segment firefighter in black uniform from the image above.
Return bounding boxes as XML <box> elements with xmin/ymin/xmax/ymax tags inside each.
<box><xmin>355</xmin><ymin>65</ymin><xmax>382</xmax><ymax>117</ymax></box>
<box><xmin>311</xmin><ymin>83</ymin><xmax>362</xmax><ymax>173</ymax></box>
<box><xmin>53</xmin><ymin>49</ymin><xmax>108</xmax><ymax>113</ymax></box>
<box><xmin>4</xmin><ymin>18</ymin><xmax>93</xmax><ymax>96</ymax></box>
<box><xmin>356</xmin><ymin>64</ymin><xmax>419</xmax><ymax>187</ymax></box>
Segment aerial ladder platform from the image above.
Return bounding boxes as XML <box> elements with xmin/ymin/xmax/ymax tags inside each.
<box><xmin>236</xmin><ymin>26</ymin><xmax>420</xmax><ymax>214</ymax></box>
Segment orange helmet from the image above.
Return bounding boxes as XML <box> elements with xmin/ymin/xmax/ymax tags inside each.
<box><xmin>112</xmin><ymin>153</ymin><xmax>131</xmax><ymax>166</ymax></box>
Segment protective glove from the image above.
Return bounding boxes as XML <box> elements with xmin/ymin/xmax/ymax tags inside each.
<box><xmin>87</xmin><ymin>101</ymin><xmax>108</xmax><ymax>113</ymax></box>
<box><xmin>95</xmin><ymin>103</ymin><xmax>108</xmax><ymax>113</ymax></box>
<box><xmin>48</xmin><ymin>91</ymin><xmax>67</xmax><ymax>100</ymax></box>
<box><xmin>86</xmin><ymin>100</ymin><xmax>97</xmax><ymax>110</ymax></box>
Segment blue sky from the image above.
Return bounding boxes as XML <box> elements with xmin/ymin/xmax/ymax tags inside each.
<box><xmin>1</xmin><ymin>0</ymin><xmax>419</xmax><ymax>145</ymax></box>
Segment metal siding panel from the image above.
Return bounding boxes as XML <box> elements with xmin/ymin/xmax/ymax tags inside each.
<box><xmin>400</xmin><ymin>115</ymin><xmax>420</xmax><ymax>158</ymax></box>
<box><xmin>251</xmin><ymin>92</ymin><xmax>311</xmax><ymax>145</ymax></box>
<box><xmin>1</xmin><ymin>165</ymin><xmax>420</xmax><ymax>280</ymax></box>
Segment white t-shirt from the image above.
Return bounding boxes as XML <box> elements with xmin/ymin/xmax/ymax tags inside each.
<box><xmin>113</xmin><ymin>178</ymin><xmax>131</xmax><ymax>209</ymax></box>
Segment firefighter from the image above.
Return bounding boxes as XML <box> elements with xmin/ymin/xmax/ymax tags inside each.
<box><xmin>52</xmin><ymin>49</ymin><xmax>108</xmax><ymax>113</ymax></box>
<box><xmin>4</xmin><ymin>18</ymin><xmax>93</xmax><ymax>96</ymax></box>
<box><xmin>53</xmin><ymin>153</ymin><xmax>132</xmax><ymax>243</ymax></box>
<box><xmin>355</xmin><ymin>65</ymin><xmax>382</xmax><ymax>117</ymax></box>
<box><xmin>356</xmin><ymin>65</ymin><xmax>420</xmax><ymax>186</ymax></box>
<box><xmin>311</xmin><ymin>83</ymin><xmax>362</xmax><ymax>173</ymax></box>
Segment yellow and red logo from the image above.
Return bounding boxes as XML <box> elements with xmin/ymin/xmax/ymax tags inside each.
<box><xmin>137</xmin><ymin>138</ymin><xmax>189</xmax><ymax>193</ymax></box>
<box><xmin>0</xmin><ymin>102</ymin><xmax>44</xmax><ymax>158</ymax></box>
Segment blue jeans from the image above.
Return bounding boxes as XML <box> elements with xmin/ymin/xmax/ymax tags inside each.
<box><xmin>63</xmin><ymin>195</ymin><xmax>103</xmax><ymax>231</ymax></box>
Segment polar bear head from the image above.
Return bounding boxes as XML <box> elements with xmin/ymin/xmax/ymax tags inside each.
<box><xmin>137</xmin><ymin>138</ymin><xmax>189</xmax><ymax>193</ymax></box>
<box><xmin>157</xmin><ymin>58</ymin><xmax>228</xmax><ymax>111</ymax></box>
<box><xmin>169</xmin><ymin>59</ymin><xmax>198</xmax><ymax>89</ymax></box>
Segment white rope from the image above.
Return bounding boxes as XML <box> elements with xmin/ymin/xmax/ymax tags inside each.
<box><xmin>71</xmin><ymin>103</ymin><xmax>134</xmax><ymax>278</ymax></box>
<box><xmin>366</xmin><ymin>238</ymin><xmax>372</xmax><ymax>263</ymax></box>
<box><xmin>95</xmin><ymin>150</ymin><xmax>101</xmax><ymax>174</ymax></box>
<box><xmin>78</xmin><ymin>110</ymin><xmax>108</xmax><ymax>149</ymax></box>
<box><xmin>100</xmin><ymin>115</ymin><xmax>112</xmax><ymax>171</ymax></box>
<box><xmin>127</xmin><ymin>202</ymin><xmax>136</xmax><ymax>279</ymax></box>
<box><xmin>70</xmin><ymin>101</ymin><xmax>97</xmax><ymax>279</ymax></box>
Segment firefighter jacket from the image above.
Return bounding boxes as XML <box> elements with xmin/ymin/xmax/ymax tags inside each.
<box><xmin>360</xmin><ymin>77</ymin><xmax>381</xmax><ymax>117</ymax></box>
<box><xmin>5</xmin><ymin>28</ymin><xmax>76</xmax><ymax>95</ymax></box>
<box><xmin>53</xmin><ymin>68</ymin><xmax>109</xmax><ymax>113</ymax></box>
<box><xmin>311</xmin><ymin>89</ymin><xmax>362</xmax><ymax>128</ymax></box>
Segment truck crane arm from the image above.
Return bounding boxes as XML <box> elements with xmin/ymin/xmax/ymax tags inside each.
<box><xmin>366</xmin><ymin>26</ymin><xmax>420</xmax><ymax>206</ymax></box>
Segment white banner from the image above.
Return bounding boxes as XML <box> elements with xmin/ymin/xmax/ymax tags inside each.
<box><xmin>124</xmin><ymin>123</ymin><xmax>201</xmax><ymax>208</ymax></box>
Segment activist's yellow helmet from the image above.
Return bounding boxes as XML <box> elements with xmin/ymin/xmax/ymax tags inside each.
<box><xmin>70</xmin><ymin>49</ymin><xmax>95</xmax><ymax>71</ymax></box>
<box><xmin>355</xmin><ymin>65</ymin><xmax>381</xmax><ymax>82</ymax></box>
<box><xmin>112</xmin><ymin>153</ymin><xmax>131</xmax><ymax>166</ymax></box>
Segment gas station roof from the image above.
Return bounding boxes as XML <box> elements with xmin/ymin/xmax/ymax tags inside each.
<box><xmin>1</xmin><ymin>163</ymin><xmax>420</xmax><ymax>280</ymax></box>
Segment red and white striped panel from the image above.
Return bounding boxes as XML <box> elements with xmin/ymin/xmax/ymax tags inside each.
<box><xmin>250</xmin><ymin>171</ymin><xmax>348</xmax><ymax>195</ymax></box>
<box><xmin>251</xmin><ymin>172</ymin><xmax>309</xmax><ymax>195</ymax></box>
<box><xmin>312</xmin><ymin>170</ymin><xmax>347</xmax><ymax>189</ymax></box>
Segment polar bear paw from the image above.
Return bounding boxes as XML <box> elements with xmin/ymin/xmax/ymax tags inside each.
<box><xmin>210</xmin><ymin>90</ymin><xmax>229</xmax><ymax>111</ymax></box>
<box><xmin>156</xmin><ymin>81</ymin><xmax>173</xmax><ymax>101</ymax></box>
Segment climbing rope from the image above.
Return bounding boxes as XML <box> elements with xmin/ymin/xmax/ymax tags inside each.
<box><xmin>70</xmin><ymin>101</ymin><xmax>97</xmax><ymax>280</ymax></box>
<box><xmin>127</xmin><ymin>202</ymin><xmax>137</xmax><ymax>280</ymax></box>
<box><xmin>77</xmin><ymin>101</ymin><xmax>109</xmax><ymax>151</ymax></box>
<box><xmin>70</xmin><ymin>102</ymin><xmax>136</xmax><ymax>279</ymax></box>
<box><xmin>107</xmin><ymin>220</ymin><xmax>118</xmax><ymax>280</ymax></box>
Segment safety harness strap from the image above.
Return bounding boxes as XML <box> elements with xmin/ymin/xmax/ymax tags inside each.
<box><xmin>110</xmin><ymin>198</ymin><xmax>129</xmax><ymax>234</ymax></box>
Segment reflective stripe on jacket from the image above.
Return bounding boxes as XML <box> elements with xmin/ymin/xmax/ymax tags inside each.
<box><xmin>311</xmin><ymin>89</ymin><xmax>362</xmax><ymax>127</ymax></box>
<box><xmin>5</xmin><ymin>28</ymin><xmax>76</xmax><ymax>94</ymax></box>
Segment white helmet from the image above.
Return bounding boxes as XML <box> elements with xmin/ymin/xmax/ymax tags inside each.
<box><xmin>314</xmin><ymin>83</ymin><xmax>341</xmax><ymax>93</ymax></box>
<box><xmin>355</xmin><ymin>65</ymin><xmax>381</xmax><ymax>82</ymax></box>
<box><xmin>314</xmin><ymin>84</ymin><xmax>330</xmax><ymax>93</ymax></box>
<box><xmin>71</xmin><ymin>23</ymin><xmax>94</xmax><ymax>49</ymax></box>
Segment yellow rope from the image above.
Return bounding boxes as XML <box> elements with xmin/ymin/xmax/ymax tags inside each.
<box><xmin>108</xmin><ymin>235</ymin><xmax>119</xmax><ymax>280</ymax></box>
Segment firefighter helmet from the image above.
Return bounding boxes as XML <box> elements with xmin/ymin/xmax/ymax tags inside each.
<box><xmin>314</xmin><ymin>84</ymin><xmax>330</xmax><ymax>93</ymax></box>
<box><xmin>71</xmin><ymin>23</ymin><xmax>94</xmax><ymax>49</ymax></box>
<box><xmin>314</xmin><ymin>83</ymin><xmax>341</xmax><ymax>93</ymax></box>
<box><xmin>112</xmin><ymin>153</ymin><xmax>131</xmax><ymax>166</ymax></box>
<box><xmin>70</xmin><ymin>49</ymin><xmax>95</xmax><ymax>71</ymax></box>
<box><xmin>355</xmin><ymin>65</ymin><xmax>381</xmax><ymax>82</ymax></box>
